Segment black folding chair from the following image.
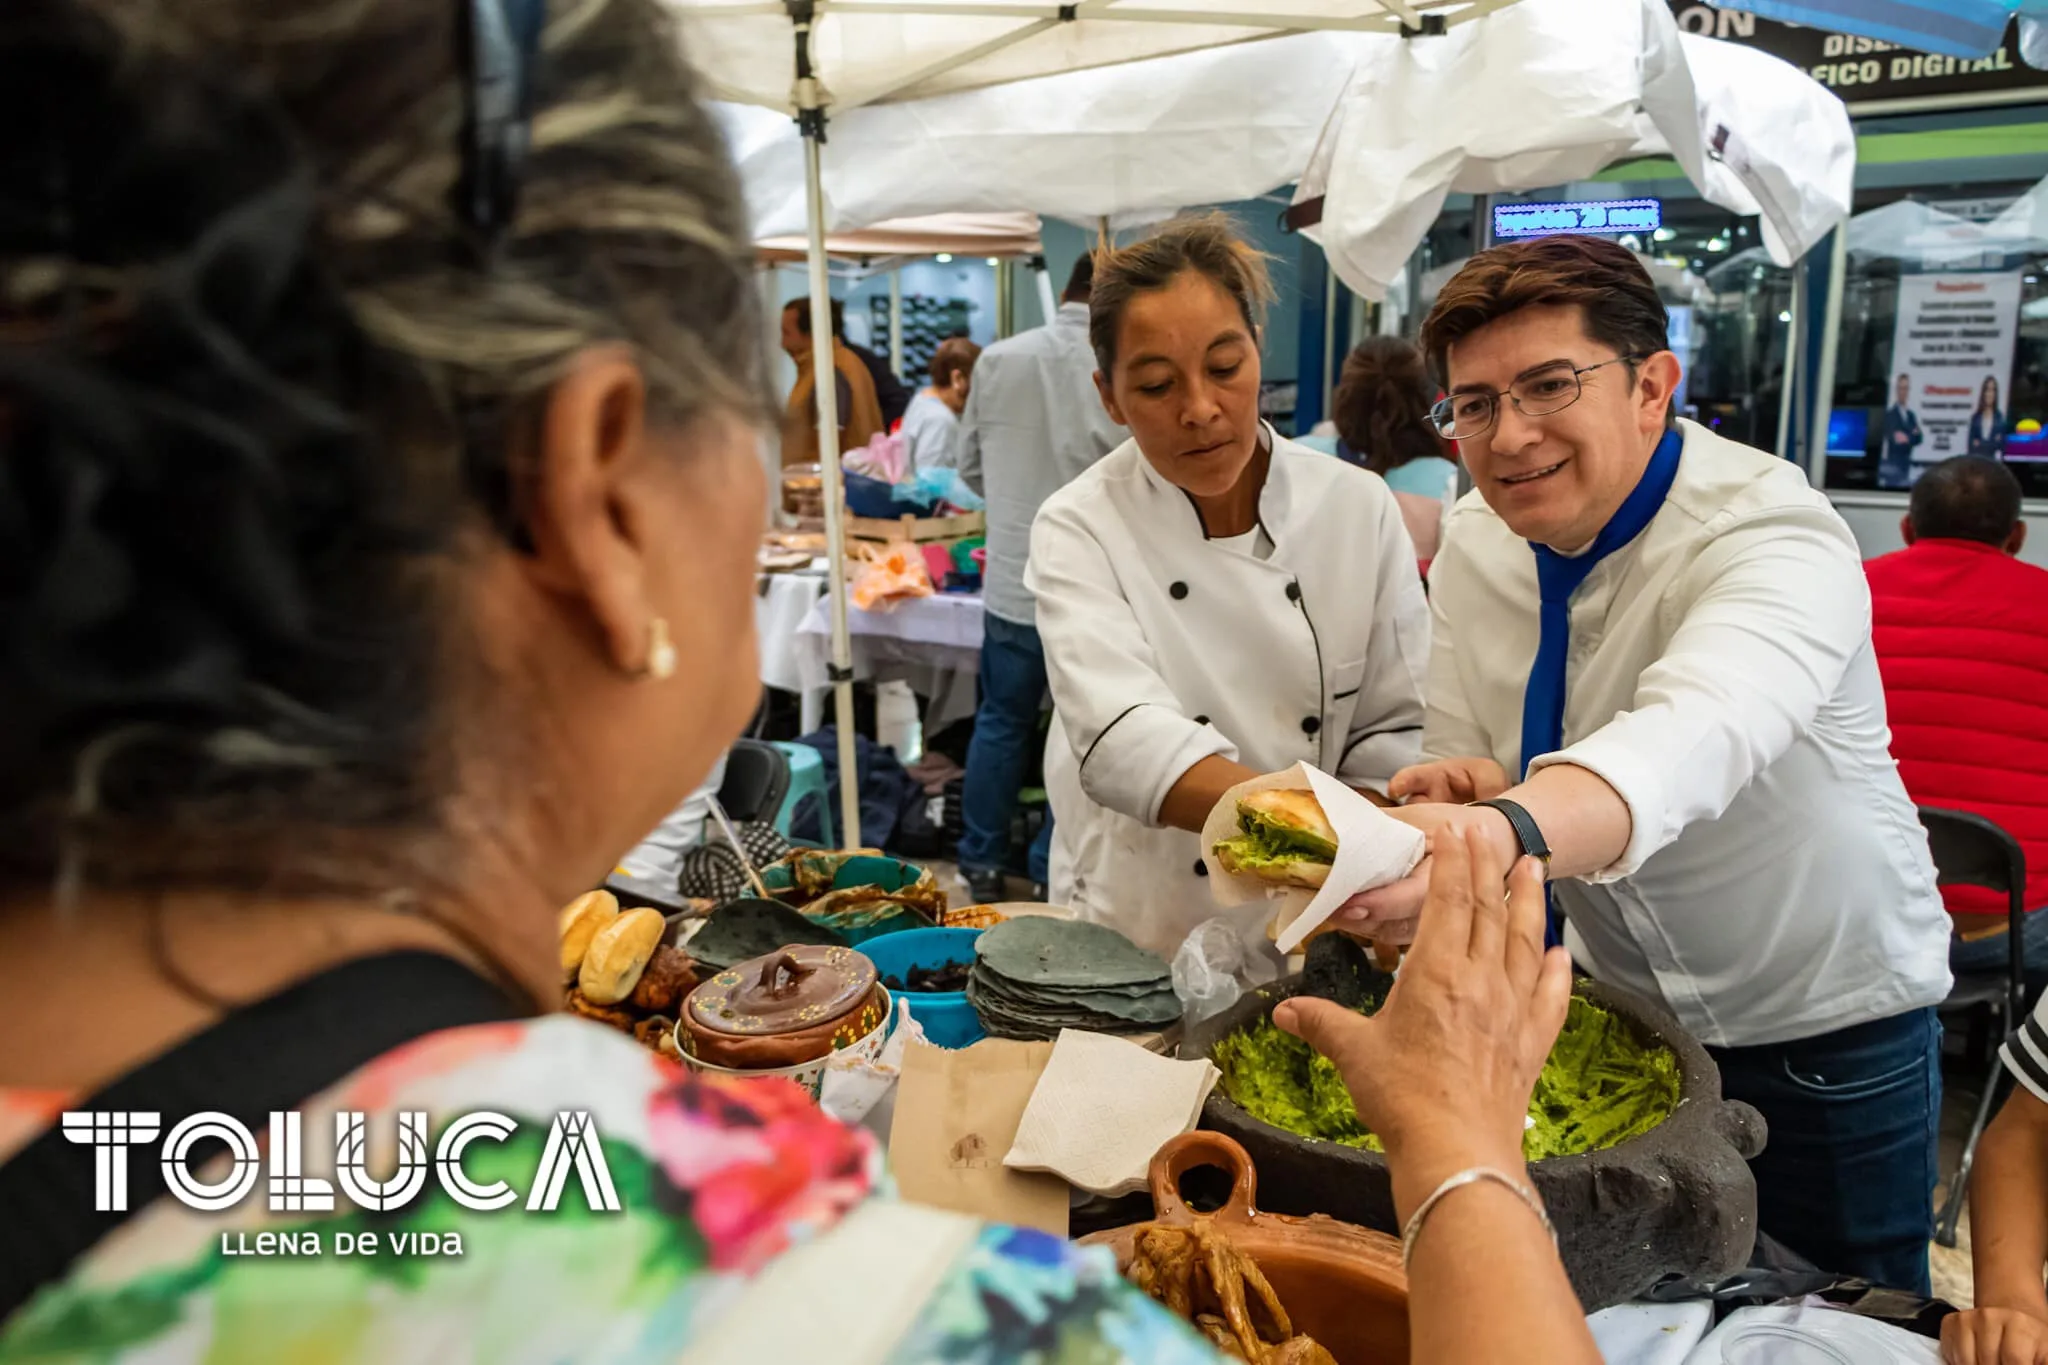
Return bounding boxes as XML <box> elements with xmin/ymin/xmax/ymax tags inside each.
<box><xmin>716</xmin><ymin>738</ymin><xmax>791</xmax><ymax>826</ymax></box>
<box><xmin>1922</xmin><ymin>805</ymin><xmax>2029</xmax><ymax>1247</ymax></box>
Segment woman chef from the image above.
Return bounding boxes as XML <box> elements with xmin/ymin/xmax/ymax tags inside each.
<box><xmin>1026</xmin><ymin>216</ymin><xmax>1430</xmax><ymax>960</ymax></box>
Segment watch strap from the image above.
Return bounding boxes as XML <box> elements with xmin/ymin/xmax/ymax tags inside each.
<box><xmin>1469</xmin><ymin>797</ymin><xmax>1551</xmax><ymax>864</ymax></box>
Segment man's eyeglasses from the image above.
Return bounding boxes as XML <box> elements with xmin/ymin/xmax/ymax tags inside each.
<box><xmin>1430</xmin><ymin>354</ymin><xmax>1644</xmax><ymax>441</ymax></box>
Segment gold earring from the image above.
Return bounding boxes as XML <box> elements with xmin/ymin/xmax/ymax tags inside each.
<box><xmin>643</xmin><ymin>618</ymin><xmax>677</xmax><ymax>681</ymax></box>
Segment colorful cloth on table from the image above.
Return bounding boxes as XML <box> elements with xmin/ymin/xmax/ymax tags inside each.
<box><xmin>0</xmin><ymin>1015</ymin><xmax>1217</xmax><ymax>1364</ymax></box>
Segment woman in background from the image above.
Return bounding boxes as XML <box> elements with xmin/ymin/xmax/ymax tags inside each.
<box><xmin>1331</xmin><ymin>336</ymin><xmax>1462</xmax><ymax>563</ymax></box>
<box><xmin>1969</xmin><ymin>375</ymin><xmax>2007</xmax><ymax>458</ymax></box>
<box><xmin>900</xmin><ymin>336</ymin><xmax>981</xmax><ymax>472</ymax></box>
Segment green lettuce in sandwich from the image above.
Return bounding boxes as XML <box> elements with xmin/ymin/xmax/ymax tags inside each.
<box><xmin>1211</xmin><ymin>789</ymin><xmax>1336</xmax><ymax>889</ymax></box>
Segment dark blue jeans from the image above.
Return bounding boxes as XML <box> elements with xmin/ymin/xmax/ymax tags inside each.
<box><xmin>959</xmin><ymin>612</ymin><xmax>1053</xmax><ymax>884</ymax></box>
<box><xmin>1951</xmin><ymin>906</ymin><xmax>2048</xmax><ymax>992</ymax></box>
<box><xmin>1706</xmin><ymin>1007</ymin><xmax>1940</xmax><ymax>1295</ymax></box>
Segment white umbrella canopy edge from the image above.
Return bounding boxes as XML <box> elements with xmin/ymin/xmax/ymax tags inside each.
<box><xmin>714</xmin><ymin>30</ymin><xmax>1373</xmax><ymax>240</ymax></box>
<box><xmin>1294</xmin><ymin>0</ymin><xmax>1855</xmax><ymax>299</ymax></box>
<box><xmin>756</xmin><ymin>209</ymin><xmax>1045</xmax><ymax>260</ymax></box>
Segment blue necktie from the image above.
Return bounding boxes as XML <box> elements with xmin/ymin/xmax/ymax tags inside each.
<box><xmin>1519</xmin><ymin>429</ymin><xmax>1684</xmax><ymax>945</ymax></box>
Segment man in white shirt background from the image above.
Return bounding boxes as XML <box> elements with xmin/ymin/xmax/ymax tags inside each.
<box><xmin>1334</xmin><ymin>236</ymin><xmax>1953</xmax><ymax>1293</ymax></box>
<box><xmin>954</xmin><ymin>255</ymin><xmax>1124</xmax><ymax>902</ymax></box>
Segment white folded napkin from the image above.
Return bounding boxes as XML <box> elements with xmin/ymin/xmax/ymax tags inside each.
<box><xmin>1003</xmin><ymin>1029</ymin><xmax>1220</xmax><ymax>1197</ymax></box>
<box><xmin>1201</xmin><ymin>761</ymin><xmax>1426</xmax><ymax>953</ymax></box>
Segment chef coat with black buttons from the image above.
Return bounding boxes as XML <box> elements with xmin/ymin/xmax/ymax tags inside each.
<box><xmin>1025</xmin><ymin>426</ymin><xmax>1429</xmax><ymax>960</ymax></box>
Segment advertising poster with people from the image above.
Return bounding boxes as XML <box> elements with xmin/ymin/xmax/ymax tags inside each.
<box><xmin>1880</xmin><ymin>270</ymin><xmax>2022</xmax><ymax>487</ymax></box>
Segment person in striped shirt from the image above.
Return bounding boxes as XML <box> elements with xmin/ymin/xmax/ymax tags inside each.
<box><xmin>1945</xmin><ymin>1009</ymin><xmax>2048</xmax><ymax>1363</ymax></box>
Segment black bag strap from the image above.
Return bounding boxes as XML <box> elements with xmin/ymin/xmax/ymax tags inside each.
<box><xmin>0</xmin><ymin>951</ymin><xmax>522</xmax><ymax>1322</ymax></box>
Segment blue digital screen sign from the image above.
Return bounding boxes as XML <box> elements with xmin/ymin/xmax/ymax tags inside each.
<box><xmin>1493</xmin><ymin>198</ymin><xmax>1663</xmax><ymax>240</ymax></box>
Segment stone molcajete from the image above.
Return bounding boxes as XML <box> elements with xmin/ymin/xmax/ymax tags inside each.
<box><xmin>1183</xmin><ymin>938</ymin><xmax>1767</xmax><ymax>1311</ymax></box>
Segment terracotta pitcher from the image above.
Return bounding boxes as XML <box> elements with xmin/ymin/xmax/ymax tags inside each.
<box><xmin>1083</xmin><ymin>1131</ymin><xmax>1410</xmax><ymax>1365</ymax></box>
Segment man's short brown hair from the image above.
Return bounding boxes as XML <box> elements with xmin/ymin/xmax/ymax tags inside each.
<box><xmin>1420</xmin><ymin>236</ymin><xmax>1670</xmax><ymax>394</ymax></box>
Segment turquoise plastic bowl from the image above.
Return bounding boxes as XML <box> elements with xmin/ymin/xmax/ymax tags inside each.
<box><xmin>860</xmin><ymin>927</ymin><xmax>985</xmax><ymax>1049</ymax></box>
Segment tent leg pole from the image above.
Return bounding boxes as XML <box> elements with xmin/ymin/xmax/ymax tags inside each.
<box><xmin>1778</xmin><ymin>262</ymin><xmax>1805</xmax><ymax>467</ymax></box>
<box><xmin>1032</xmin><ymin>255</ymin><xmax>1056</xmax><ymax>328</ymax></box>
<box><xmin>1805</xmin><ymin>227</ymin><xmax>1847</xmax><ymax>489</ymax></box>
<box><xmin>1321</xmin><ymin>262</ymin><xmax>1339</xmax><ymax>426</ymax></box>
<box><xmin>802</xmin><ymin>119</ymin><xmax>863</xmax><ymax>851</ymax></box>
<box><xmin>889</xmin><ymin>269</ymin><xmax>904</xmax><ymax>383</ymax></box>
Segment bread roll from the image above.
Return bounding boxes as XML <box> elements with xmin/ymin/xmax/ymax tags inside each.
<box><xmin>559</xmin><ymin>889</ymin><xmax>620</xmax><ymax>979</ymax></box>
<box><xmin>1239</xmin><ymin>789</ymin><xmax>1336</xmax><ymax>847</ymax></box>
<box><xmin>578</xmin><ymin>906</ymin><xmax>666</xmax><ymax>1004</ymax></box>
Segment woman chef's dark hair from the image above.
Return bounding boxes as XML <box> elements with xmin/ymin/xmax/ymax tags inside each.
<box><xmin>1087</xmin><ymin>213</ymin><xmax>1274</xmax><ymax>375</ymax></box>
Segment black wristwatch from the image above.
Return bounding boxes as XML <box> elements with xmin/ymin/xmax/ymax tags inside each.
<box><xmin>1468</xmin><ymin>797</ymin><xmax>1552</xmax><ymax>867</ymax></box>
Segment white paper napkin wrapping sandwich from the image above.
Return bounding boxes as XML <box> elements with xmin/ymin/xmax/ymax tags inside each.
<box><xmin>1200</xmin><ymin>761</ymin><xmax>1427</xmax><ymax>954</ymax></box>
<box><xmin>1003</xmin><ymin>1029</ymin><xmax>1221</xmax><ymax>1197</ymax></box>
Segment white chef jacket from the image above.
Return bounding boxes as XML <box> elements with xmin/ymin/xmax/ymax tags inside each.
<box><xmin>1027</xmin><ymin>428</ymin><xmax>1430</xmax><ymax>960</ymax></box>
<box><xmin>1427</xmin><ymin>419</ymin><xmax>1952</xmax><ymax>1048</ymax></box>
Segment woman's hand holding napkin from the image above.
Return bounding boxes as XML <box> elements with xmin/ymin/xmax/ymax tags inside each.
<box><xmin>1201</xmin><ymin>763</ymin><xmax>1426</xmax><ymax>954</ymax></box>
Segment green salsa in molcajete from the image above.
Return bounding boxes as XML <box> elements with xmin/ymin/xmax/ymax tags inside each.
<box><xmin>1212</xmin><ymin>993</ymin><xmax>1681</xmax><ymax>1161</ymax></box>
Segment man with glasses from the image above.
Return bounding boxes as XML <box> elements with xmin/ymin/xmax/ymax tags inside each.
<box><xmin>1334</xmin><ymin>236</ymin><xmax>1952</xmax><ymax>1293</ymax></box>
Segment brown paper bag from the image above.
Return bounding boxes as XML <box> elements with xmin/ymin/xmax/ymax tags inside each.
<box><xmin>888</xmin><ymin>1037</ymin><xmax>1069</xmax><ymax>1237</ymax></box>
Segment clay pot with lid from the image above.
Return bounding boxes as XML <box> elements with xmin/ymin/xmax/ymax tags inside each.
<box><xmin>680</xmin><ymin>944</ymin><xmax>887</xmax><ymax>1071</ymax></box>
<box><xmin>1084</xmin><ymin>1131</ymin><xmax>1409</xmax><ymax>1365</ymax></box>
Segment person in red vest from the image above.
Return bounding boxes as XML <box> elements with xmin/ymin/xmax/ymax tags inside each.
<box><xmin>1867</xmin><ymin>455</ymin><xmax>2048</xmax><ymax>988</ymax></box>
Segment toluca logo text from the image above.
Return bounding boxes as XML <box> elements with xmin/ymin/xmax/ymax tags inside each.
<box><xmin>64</xmin><ymin>1110</ymin><xmax>619</xmax><ymax>1215</ymax></box>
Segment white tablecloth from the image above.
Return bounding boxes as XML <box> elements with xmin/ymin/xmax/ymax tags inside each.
<box><xmin>756</xmin><ymin>570</ymin><xmax>984</xmax><ymax>732</ymax></box>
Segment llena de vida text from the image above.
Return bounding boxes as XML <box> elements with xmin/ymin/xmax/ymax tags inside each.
<box><xmin>62</xmin><ymin>1109</ymin><xmax>620</xmax><ymax>1259</ymax></box>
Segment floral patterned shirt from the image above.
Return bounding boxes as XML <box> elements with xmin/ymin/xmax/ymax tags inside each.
<box><xmin>0</xmin><ymin>1016</ymin><xmax>1217</xmax><ymax>1364</ymax></box>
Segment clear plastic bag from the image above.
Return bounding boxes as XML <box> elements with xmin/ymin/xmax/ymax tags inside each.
<box><xmin>820</xmin><ymin>997</ymin><xmax>926</xmax><ymax>1137</ymax></box>
<box><xmin>1171</xmin><ymin>915</ymin><xmax>1283</xmax><ymax>1024</ymax></box>
<box><xmin>894</xmin><ymin>466</ymin><xmax>984</xmax><ymax>512</ymax></box>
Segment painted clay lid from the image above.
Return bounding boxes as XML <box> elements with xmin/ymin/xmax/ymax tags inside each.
<box><xmin>686</xmin><ymin>945</ymin><xmax>878</xmax><ymax>1038</ymax></box>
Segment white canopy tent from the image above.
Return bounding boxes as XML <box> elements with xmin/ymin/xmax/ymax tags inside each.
<box><xmin>670</xmin><ymin>0</ymin><xmax>1514</xmax><ymax>847</ymax></box>
<box><xmin>717</xmin><ymin>31</ymin><xmax>1364</xmax><ymax>241</ymax></box>
<box><xmin>1292</xmin><ymin>0</ymin><xmax>1855</xmax><ymax>299</ymax></box>
<box><xmin>676</xmin><ymin>0</ymin><xmax>1512</xmax><ymax>111</ymax></box>
<box><xmin>715</xmin><ymin>2</ymin><xmax>1851</xmax><ymax>319</ymax></box>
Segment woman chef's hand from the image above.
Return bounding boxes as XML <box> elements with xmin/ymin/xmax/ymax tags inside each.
<box><xmin>1274</xmin><ymin>826</ymin><xmax>1571</xmax><ymax>1169</ymax></box>
<box><xmin>1328</xmin><ymin>802</ymin><xmax>1525</xmax><ymax>945</ymax></box>
<box><xmin>1389</xmin><ymin>757</ymin><xmax>1511</xmax><ymax>805</ymax></box>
